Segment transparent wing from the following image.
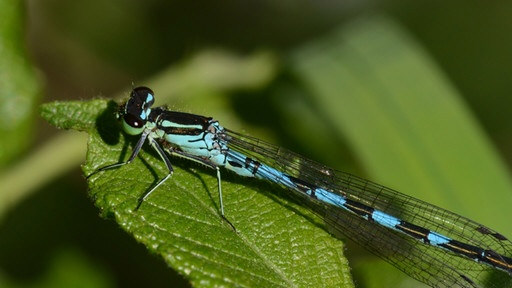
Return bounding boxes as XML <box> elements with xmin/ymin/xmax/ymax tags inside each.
<box><xmin>221</xmin><ymin>128</ymin><xmax>512</xmax><ymax>288</ymax></box>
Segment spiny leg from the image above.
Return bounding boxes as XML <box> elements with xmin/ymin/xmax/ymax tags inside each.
<box><xmin>135</xmin><ymin>137</ymin><xmax>174</xmax><ymax>210</ymax></box>
<box><xmin>87</xmin><ymin>130</ymin><xmax>149</xmax><ymax>179</ymax></box>
<box><xmin>216</xmin><ymin>167</ymin><xmax>224</xmax><ymax>216</ymax></box>
<box><xmin>169</xmin><ymin>150</ymin><xmax>236</xmax><ymax>231</ymax></box>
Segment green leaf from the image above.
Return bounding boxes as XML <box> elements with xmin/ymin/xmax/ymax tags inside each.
<box><xmin>40</xmin><ymin>99</ymin><xmax>110</xmax><ymax>132</ymax></box>
<box><xmin>41</xmin><ymin>99</ymin><xmax>354</xmax><ymax>288</ymax></box>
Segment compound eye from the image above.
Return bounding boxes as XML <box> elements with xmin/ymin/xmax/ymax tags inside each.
<box><xmin>124</xmin><ymin>113</ymin><xmax>144</xmax><ymax>128</ymax></box>
<box><xmin>132</xmin><ymin>86</ymin><xmax>155</xmax><ymax>107</ymax></box>
<box><xmin>122</xmin><ymin>113</ymin><xmax>146</xmax><ymax>135</ymax></box>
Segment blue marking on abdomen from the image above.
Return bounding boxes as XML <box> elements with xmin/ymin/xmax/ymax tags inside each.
<box><xmin>255</xmin><ymin>165</ymin><xmax>296</xmax><ymax>188</ymax></box>
<box><xmin>428</xmin><ymin>231</ymin><xmax>452</xmax><ymax>246</ymax></box>
<box><xmin>315</xmin><ymin>188</ymin><xmax>346</xmax><ymax>207</ymax></box>
<box><xmin>223</xmin><ymin>150</ymin><xmax>300</xmax><ymax>189</ymax></box>
<box><xmin>223</xmin><ymin>151</ymin><xmax>254</xmax><ymax>177</ymax></box>
<box><xmin>372</xmin><ymin>210</ymin><xmax>401</xmax><ymax>229</ymax></box>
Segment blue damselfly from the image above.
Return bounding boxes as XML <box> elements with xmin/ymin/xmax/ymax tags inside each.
<box><xmin>90</xmin><ymin>87</ymin><xmax>512</xmax><ymax>288</ymax></box>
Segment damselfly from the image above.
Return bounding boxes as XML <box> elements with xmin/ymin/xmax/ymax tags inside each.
<box><xmin>90</xmin><ymin>87</ymin><xmax>512</xmax><ymax>288</ymax></box>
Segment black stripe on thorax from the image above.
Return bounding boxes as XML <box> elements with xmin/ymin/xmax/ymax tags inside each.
<box><xmin>152</xmin><ymin>109</ymin><xmax>212</xmax><ymax>136</ymax></box>
<box><xmin>161</xmin><ymin>126</ymin><xmax>204</xmax><ymax>136</ymax></box>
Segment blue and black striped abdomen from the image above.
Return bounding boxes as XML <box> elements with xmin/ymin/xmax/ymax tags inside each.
<box><xmin>220</xmin><ymin>129</ymin><xmax>512</xmax><ymax>287</ymax></box>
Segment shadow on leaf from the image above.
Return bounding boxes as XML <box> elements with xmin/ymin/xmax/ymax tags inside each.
<box><xmin>95</xmin><ymin>100</ymin><xmax>121</xmax><ymax>145</ymax></box>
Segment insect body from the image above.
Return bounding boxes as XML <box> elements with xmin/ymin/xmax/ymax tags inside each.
<box><xmin>91</xmin><ymin>87</ymin><xmax>512</xmax><ymax>288</ymax></box>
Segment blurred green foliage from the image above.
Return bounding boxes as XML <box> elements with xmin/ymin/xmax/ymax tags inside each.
<box><xmin>2</xmin><ymin>1</ymin><xmax>512</xmax><ymax>288</ymax></box>
<box><xmin>0</xmin><ymin>0</ymin><xmax>40</xmax><ymax>165</ymax></box>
